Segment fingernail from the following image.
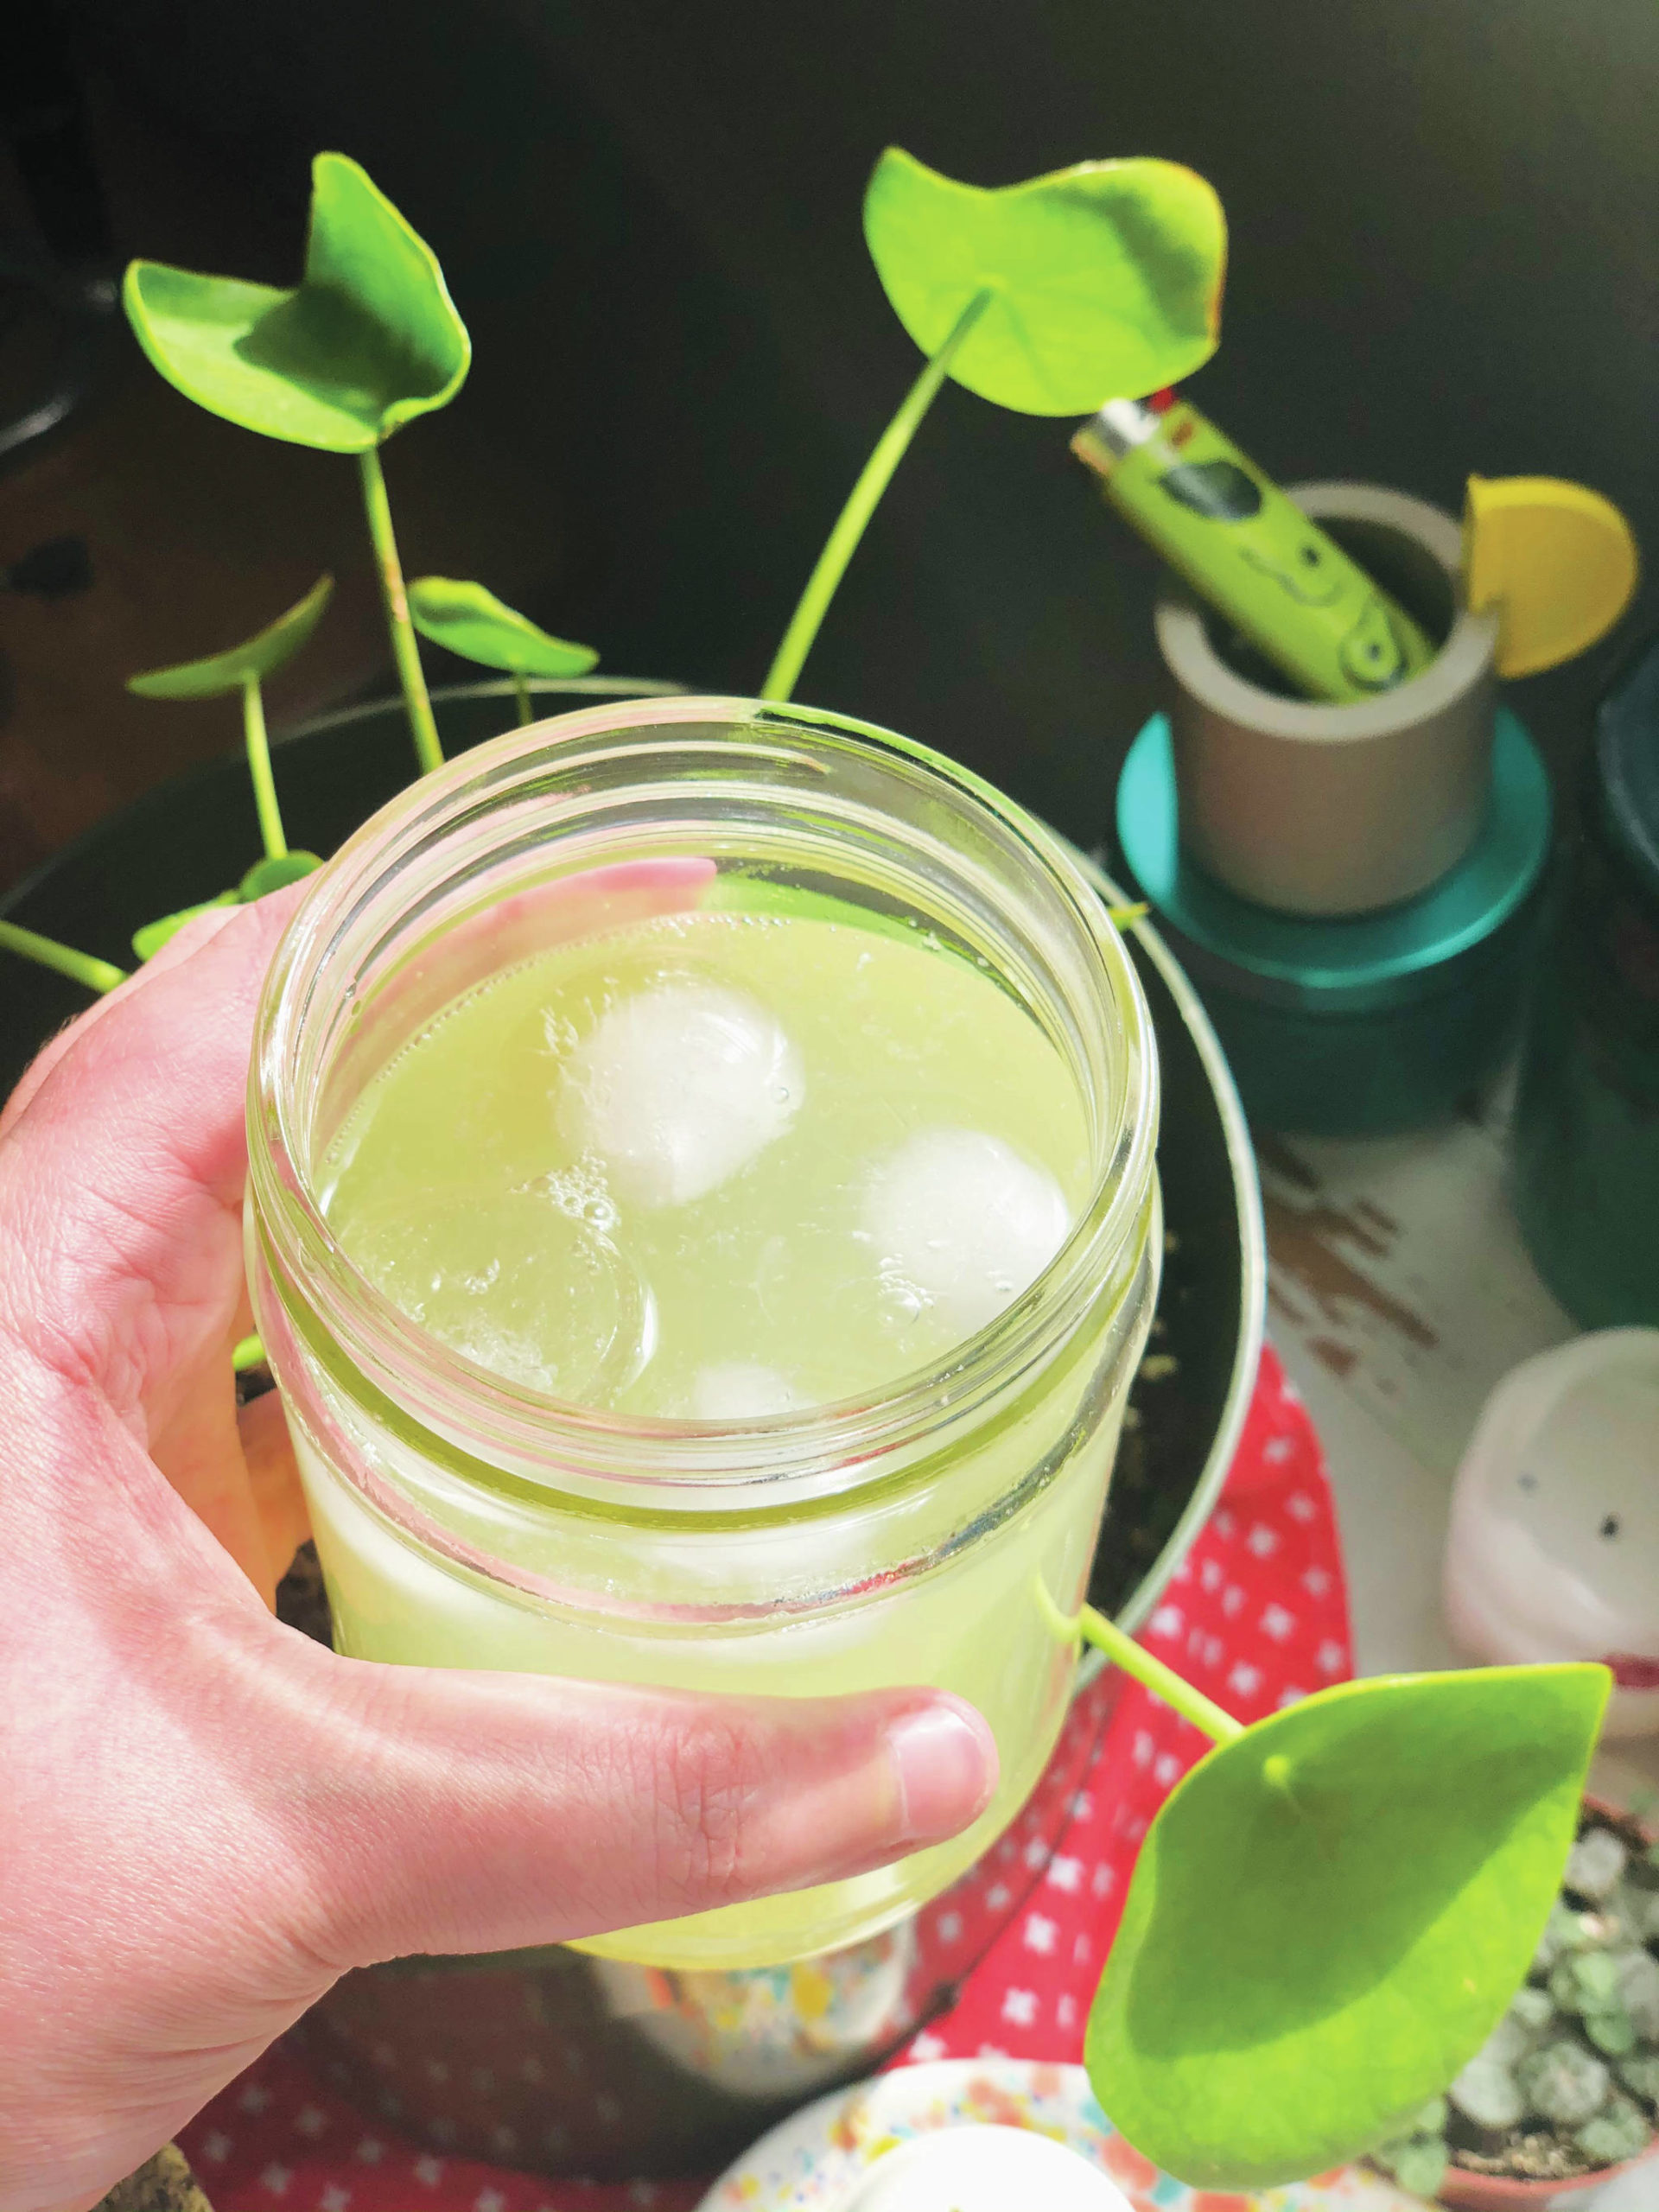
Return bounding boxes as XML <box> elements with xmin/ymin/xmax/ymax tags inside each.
<box><xmin>889</xmin><ymin>1701</ymin><xmax>999</xmax><ymax>1845</ymax></box>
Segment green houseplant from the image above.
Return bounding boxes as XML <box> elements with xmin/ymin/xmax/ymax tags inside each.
<box><xmin>0</xmin><ymin>147</ymin><xmax>1612</xmax><ymax>2196</ymax></box>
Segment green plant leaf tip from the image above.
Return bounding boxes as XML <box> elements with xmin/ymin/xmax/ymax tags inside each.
<box><xmin>126</xmin><ymin>575</ymin><xmax>335</xmax><ymax>698</ymax></box>
<box><xmin>130</xmin><ymin>854</ymin><xmax>321</xmax><ymax>963</ymax></box>
<box><xmin>406</xmin><ymin>575</ymin><xmax>599</xmax><ymax>677</ymax></box>
<box><xmin>863</xmin><ymin>147</ymin><xmax>1226</xmax><ymax>416</ymax></box>
<box><xmin>1084</xmin><ymin>1663</ymin><xmax>1610</xmax><ymax>2189</ymax></box>
<box><xmin>131</xmin><ymin>893</ymin><xmax>240</xmax><ymax>963</ymax></box>
<box><xmin>123</xmin><ymin>153</ymin><xmax>470</xmax><ymax>452</ymax></box>
<box><xmin>239</xmin><ymin>853</ymin><xmax>323</xmax><ymax>899</ymax></box>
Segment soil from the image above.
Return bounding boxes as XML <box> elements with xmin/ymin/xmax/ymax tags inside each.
<box><xmin>93</xmin><ymin>2145</ymin><xmax>214</xmax><ymax>2211</ymax></box>
<box><xmin>1444</xmin><ymin>1807</ymin><xmax>1659</xmax><ymax>2188</ymax></box>
<box><xmin>274</xmin><ymin>1533</ymin><xmax>332</xmax><ymax>1648</ymax></box>
<box><xmin>1452</xmin><ymin>2127</ymin><xmax>1603</xmax><ymax>2184</ymax></box>
<box><xmin>1087</xmin><ymin>1226</ymin><xmax>1205</xmax><ymax>1622</ymax></box>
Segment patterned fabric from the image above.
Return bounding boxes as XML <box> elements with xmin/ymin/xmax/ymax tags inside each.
<box><xmin>179</xmin><ymin>1345</ymin><xmax>1352</xmax><ymax>2212</ymax></box>
<box><xmin>700</xmin><ymin>2059</ymin><xmax>1415</xmax><ymax>2212</ymax></box>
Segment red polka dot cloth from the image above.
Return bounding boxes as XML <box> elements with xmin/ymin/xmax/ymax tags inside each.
<box><xmin>179</xmin><ymin>1344</ymin><xmax>1351</xmax><ymax>2212</ymax></box>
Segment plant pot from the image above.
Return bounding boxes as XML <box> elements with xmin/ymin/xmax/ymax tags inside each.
<box><xmin>1116</xmin><ymin>706</ymin><xmax>1551</xmax><ymax>1138</ymax></box>
<box><xmin>1437</xmin><ymin>2146</ymin><xmax>1659</xmax><ymax>2209</ymax></box>
<box><xmin>1425</xmin><ymin>1799</ymin><xmax>1659</xmax><ymax>2210</ymax></box>
<box><xmin>0</xmin><ymin>680</ymin><xmax>1264</xmax><ymax>2180</ymax></box>
<box><xmin>1510</xmin><ymin>633</ymin><xmax>1659</xmax><ymax>1333</ymax></box>
<box><xmin>1158</xmin><ymin>481</ymin><xmax>1501</xmax><ymax>918</ymax></box>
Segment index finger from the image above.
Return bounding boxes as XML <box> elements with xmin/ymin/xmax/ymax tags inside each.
<box><xmin>0</xmin><ymin>890</ymin><xmax>303</xmax><ymax>1360</ymax></box>
<box><xmin>0</xmin><ymin>896</ymin><xmax>290</xmax><ymax>1144</ymax></box>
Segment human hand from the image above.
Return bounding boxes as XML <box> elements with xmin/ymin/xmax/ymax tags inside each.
<box><xmin>0</xmin><ymin>893</ymin><xmax>996</xmax><ymax>2212</ymax></box>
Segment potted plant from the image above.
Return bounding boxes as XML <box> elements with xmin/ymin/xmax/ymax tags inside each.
<box><xmin>1363</xmin><ymin>1797</ymin><xmax>1659</xmax><ymax>2207</ymax></box>
<box><xmin>3</xmin><ymin>145</ymin><xmax>1224</xmax><ymax>998</ymax></box>
<box><xmin>0</xmin><ymin>148</ymin><xmax>1615</xmax><ymax>2201</ymax></box>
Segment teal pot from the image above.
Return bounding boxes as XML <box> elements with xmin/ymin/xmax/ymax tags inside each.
<box><xmin>0</xmin><ymin>683</ymin><xmax>1262</xmax><ymax>2180</ymax></box>
<box><xmin>1511</xmin><ymin>634</ymin><xmax>1659</xmax><ymax>1329</ymax></box>
<box><xmin>1116</xmin><ymin>709</ymin><xmax>1553</xmax><ymax>1138</ymax></box>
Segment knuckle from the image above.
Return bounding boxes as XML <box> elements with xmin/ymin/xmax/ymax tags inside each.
<box><xmin>650</xmin><ymin>1711</ymin><xmax>769</xmax><ymax>1913</ymax></box>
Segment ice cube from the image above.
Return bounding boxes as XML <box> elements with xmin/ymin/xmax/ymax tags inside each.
<box><xmin>346</xmin><ymin>1185</ymin><xmax>655</xmax><ymax>1402</ymax></box>
<box><xmin>691</xmin><ymin>1364</ymin><xmax>799</xmax><ymax>1421</ymax></box>
<box><xmin>558</xmin><ymin>982</ymin><xmax>804</xmax><ymax>1209</ymax></box>
<box><xmin>862</xmin><ymin>1127</ymin><xmax>1071</xmax><ymax>1339</ymax></box>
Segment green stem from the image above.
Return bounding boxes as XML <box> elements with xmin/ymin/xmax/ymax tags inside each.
<box><xmin>0</xmin><ymin>919</ymin><xmax>126</xmax><ymax>995</ymax></box>
<box><xmin>513</xmin><ymin>670</ymin><xmax>532</xmax><ymax>727</ymax></box>
<box><xmin>359</xmin><ymin>447</ymin><xmax>443</xmax><ymax>775</ymax></box>
<box><xmin>242</xmin><ymin>679</ymin><xmax>286</xmax><ymax>860</ymax></box>
<box><xmin>1078</xmin><ymin>1603</ymin><xmax>1244</xmax><ymax>1745</ymax></box>
<box><xmin>760</xmin><ymin>287</ymin><xmax>994</xmax><ymax>704</ymax></box>
<box><xmin>232</xmin><ymin>1333</ymin><xmax>266</xmax><ymax>1373</ymax></box>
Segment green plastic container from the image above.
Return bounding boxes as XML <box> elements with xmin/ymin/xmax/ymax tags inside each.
<box><xmin>1511</xmin><ymin>635</ymin><xmax>1659</xmax><ymax>1327</ymax></box>
<box><xmin>1115</xmin><ymin>709</ymin><xmax>1552</xmax><ymax>1136</ymax></box>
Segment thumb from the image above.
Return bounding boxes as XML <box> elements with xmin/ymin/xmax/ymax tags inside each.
<box><xmin>273</xmin><ymin>1636</ymin><xmax>998</xmax><ymax>1970</ymax></box>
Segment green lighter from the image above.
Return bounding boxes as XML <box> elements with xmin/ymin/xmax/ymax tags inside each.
<box><xmin>1071</xmin><ymin>396</ymin><xmax>1436</xmax><ymax>702</ymax></box>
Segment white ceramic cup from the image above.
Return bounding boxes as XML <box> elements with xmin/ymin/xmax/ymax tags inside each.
<box><xmin>1444</xmin><ymin>1330</ymin><xmax>1659</xmax><ymax>1737</ymax></box>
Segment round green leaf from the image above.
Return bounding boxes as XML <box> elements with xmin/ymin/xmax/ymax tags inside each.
<box><xmin>238</xmin><ymin>851</ymin><xmax>323</xmax><ymax>900</ymax></box>
<box><xmin>863</xmin><ymin>148</ymin><xmax>1225</xmax><ymax>416</ymax></box>
<box><xmin>124</xmin><ymin>153</ymin><xmax>470</xmax><ymax>452</ymax></box>
<box><xmin>132</xmin><ymin>892</ymin><xmax>239</xmax><ymax>962</ymax></box>
<box><xmin>1085</xmin><ymin>1664</ymin><xmax>1609</xmax><ymax>2189</ymax></box>
<box><xmin>126</xmin><ymin>575</ymin><xmax>334</xmax><ymax>701</ymax></box>
<box><xmin>406</xmin><ymin>576</ymin><xmax>599</xmax><ymax>677</ymax></box>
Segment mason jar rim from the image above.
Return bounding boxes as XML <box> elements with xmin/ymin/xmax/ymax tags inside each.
<box><xmin>247</xmin><ymin>695</ymin><xmax>1159</xmax><ymax>1500</ymax></box>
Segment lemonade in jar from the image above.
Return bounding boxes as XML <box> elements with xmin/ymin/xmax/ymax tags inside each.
<box><xmin>247</xmin><ymin>697</ymin><xmax>1159</xmax><ymax>1969</ymax></box>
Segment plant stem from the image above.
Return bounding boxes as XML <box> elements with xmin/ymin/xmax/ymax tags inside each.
<box><xmin>232</xmin><ymin>1333</ymin><xmax>266</xmax><ymax>1372</ymax></box>
<box><xmin>242</xmin><ymin>679</ymin><xmax>286</xmax><ymax>860</ymax></box>
<box><xmin>513</xmin><ymin>671</ymin><xmax>532</xmax><ymax>727</ymax></box>
<box><xmin>0</xmin><ymin>920</ymin><xmax>125</xmax><ymax>995</ymax></box>
<box><xmin>359</xmin><ymin>447</ymin><xmax>443</xmax><ymax>775</ymax></box>
<box><xmin>1078</xmin><ymin>1603</ymin><xmax>1244</xmax><ymax>1745</ymax></box>
<box><xmin>760</xmin><ymin>287</ymin><xmax>994</xmax><ymax>704</ymax></box>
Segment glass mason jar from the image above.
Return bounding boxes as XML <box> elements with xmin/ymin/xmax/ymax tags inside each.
<box><xmin>247</xmin><ymin>697</ymin><xmax>1160</xmax><ymax>1971</ymax></box>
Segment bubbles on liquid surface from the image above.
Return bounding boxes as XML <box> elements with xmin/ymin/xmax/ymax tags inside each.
<box><xmin>524</xmin><ymin>1155</ymin><xmax>620</xmax><ymax>1235</ymax></box>
<box><xmin>556</xmin><ymin>980</ymin><xmax>804</xmax><ymax>1210</ymax></box>
<box><xmin>861</xmin><ymin>1127</ymin><xmax>1072</xmax><ymax>1341</ymax></box>
<box><xmin>343</xmin><ymin>1184</ymin><xmax>656</xmax><ymax>1402</ymax></box>
<box><xmin>690</xmin><ymin>1363</ymin><xmax>799</xmax><ymax>1421</ymax></box>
